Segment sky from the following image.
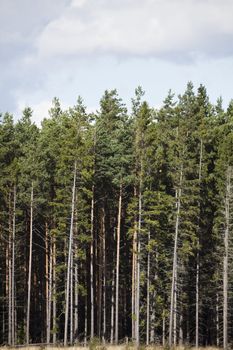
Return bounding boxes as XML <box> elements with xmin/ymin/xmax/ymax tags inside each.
<box><xmin>1</xmin><ymin>0</ymin><xmax>233</xmax><ymax>125</ymax></box>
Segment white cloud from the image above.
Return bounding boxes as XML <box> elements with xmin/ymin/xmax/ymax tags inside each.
<box><xmin>36</xmin><ymin>0</ymin><xmax>233</xmax><ymax>61</ymax></box>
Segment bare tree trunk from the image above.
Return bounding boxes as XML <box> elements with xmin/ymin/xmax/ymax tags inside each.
<box><xmin>169</xmin><ymin>166</ymin><xmax>182</xmax><ymax>348</ymax></box>
<box><xmin>47</xmin><ymin>236</ymin><xmax>52</xmax><ymax>344</ymax></box>
<box><xmin>150</xmin><ymin>299</ymin><xmax>155</xmax><ymax>343</ymax></box>
<box><xmin>196</xmin><ymin>138</ymin><xmax>203</xmax><ymax>349</ymax></box>
<box><xmin>173</xmin><ymin>266</ymin><xmax>177</xmax><ymax>346</ymax></box>
<box><xmin>70</xmin><ymin>249</ymin><xmax>73</xmax><ymax>344</ymax></box>
<box><xmin>26</xmin><ymin>182</ymin><xmax>34</xmax><ymax>345</ymax></box>
<box><xmin>12</xmin><ymin>185</ymin><xmax>16</xmax><ymax>346</ymax></box>
<box><xmin>52</xmin><ymin>237</ymin><xmax>56</xmax><ymax>344</ymax></box>
<box><xmin>74</xmin><ymin>246</ymin><xmax>78</xmax><ymax>342</ymax></box>
<box><xmin>45</xmin><ymin>223</ymin><xmax>52</xmax><ymax>344</ymax></box>
<box><xmin>162</xmin><ymin>314</ymin><xmax>166</xmax><ymax>347</ymax></box>
<box><xmin>98</xmin><ymin>213</ymin><xmax>103</xmax><ymax>339</ymax></box>
<box><xmin>84</xmin><ymin>295</ymin><xmax>87</xmax><ymax>346</ymax></box>
<box><xmin>45</xmin><ymin>223</ymin><xmax>49</xmax><ymax>343</ymax></box>
<box><xmin>102</xmin><ymin>207</ymin><xmax>106</xmax><ymax>343</ymax></box>
<box><xmin>195</xmin><ymin>251</ymin><xmax>199</xmax><ymax>349</ymax></box>
<box><xmin>179</xmin><ymin>313</ymin><xmax>183</xmax><ymax>346</ymax></box>
<box><xmin>216</xmin><ymin>292</ymin><xmax>219</xmax><ymax>348</ymax></box>
<box><xmin>150</xmin><ymin>251</ymin><xmax>158</xmax><ymax>344</ymax></box>
<box><xmin>64</xmin><ymin>161</ymin><xmax>77</xmax><ymax>346</ymax></box>
<box><xmin>115</xmin><ymin>184</ymin><xmax>122</xmax><ymax>344</ymax></box>
<box><xmin>131</xmin><ymin>190</ymin><xmax>137</xmax><ymax>342</ymax></box>
<box><xmin>146</xmin><ymin>230</ymin><xmax>150</xmax><ymax>346</ymax></box>
<box><xmin>8</xmin><ymin>191</ymin><xmax>12</xmax><ymax>345</ymax></box>
<box><xmin>223</xmin><ymin>166</ymin><xmax>231</xmax><ymax>350</ymax></box>
<box><xmin>90</xmin><ymin>185</ymin><xmax>94</xmax><ymax>339</ymax></box>
<box><xmin>110</xmin><ymin>260</ymin><xmax>115</xmax><ymax>344</ymax></box>
<box><xmin>135</xmin><ymin>181</ymin><xmax>142</xmax><ymax>347</ymax></box>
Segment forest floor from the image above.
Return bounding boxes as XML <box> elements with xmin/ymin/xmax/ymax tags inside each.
<box><xmin>0</xmin><ymin>346</ymin><xmax>220</xmax><ymax>350</ymax></box>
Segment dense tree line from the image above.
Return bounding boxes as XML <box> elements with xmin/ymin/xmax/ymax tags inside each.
<box><xmin>0</xmin><ymin>83</ymin><xmax>233</xmax><ymax>348</ymax></box>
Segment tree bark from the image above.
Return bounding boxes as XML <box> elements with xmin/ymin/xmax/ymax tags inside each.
<box><xmin>70</xmin><ymin>248</ymin><xmax>73</xmax><ymax>344</ymax></box>
<box><xmin>8</xmin><ymin>190</ymin><xmax>12</xmax><ymax>345</ymax></box>
<box><xmin>216</xmin><ymin>292</ymin><xmax>219</xmax><ymax>348</ymax></box>
<box><xmin>146</xmin><ymin>230</ymin><xmax>150</xmax><ymax>346</ymax></box>
<box><xmin>102</xmin><ymin>207</ymin><xmax>106</xmax><ymax>343</ymax></box>
<box><xmin>52</xmin><ymin>236</ymin><xmax>56</xmax><ymax>344</ymax></box>
<box><xmin>135</xmin><ymin>180</ymin><xmax>142</xmax><ymax>347</ymax></box>
<box><xmin>74</xmin><ymin>245</ymin><xmax>78</xmax><ymax>342</ymax></box>
<box><xmin>115</xmin><ymin>184</ymin><xmax>122</xmax><ymax>344</ymax></box>
<box><xmin>26</xmin><ymin>182</ymin><xmax>34</xmax><ymax>345</ymax></box>
<box><xmin>90</xmin><ymin>185</ymin><xmax>95</xmax><ymax>339</ymax></box>
<box><xmin>11</xmin><ymin>185</ymin><xmax>16</xmax><ymax>346</ymax></box>
<box><xmin>223</xmin><ymin>166</ymin><xmax>231</xmax><ymax>350</ymax></box>
<box><xmin>64</xmin><ymin>161</ymin><xmax>77</xmax><ymax>346</ymax></box>
<box><xmin>131</xmin><ymin>186</ymin><xmax>137</xmax><ymax>342</ymax></box>
<box><xmin>169</xmin><ymin>166</ymin><xmax>183</xmax><ymax>348</ymax></box>
<box><xmin>196</xmin><ymin>138</ymin><xmax>203</xmax><ymax>349</ymax></box>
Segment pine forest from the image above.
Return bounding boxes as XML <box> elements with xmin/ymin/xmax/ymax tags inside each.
<box><xmin>1</xmin><ymin>83</ymin><xmax>233</xmax><ymax>349</ymax></box>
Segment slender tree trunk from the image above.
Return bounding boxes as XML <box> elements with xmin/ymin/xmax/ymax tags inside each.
<box><xmin>110</xmin><ymin>260</ymin><xmax>115</xmax><ymax>344</ymax></box>
<box><xmin>169</xmin><ymin>166</ymin><xmax>183</xmax><ymax>348</ymax></box>
<box><xmin>173</xmin><ymin>266</ymin><xmax>177</xmax><ymax>346</ymax></box>
<box><xmin>132</xmin><ymin>187</ymin><xmax>137</xmax><ymax>342</ymax></box>
<box><xmin>115</xmin><ymin>184</ymin><xmax>122</xmax><ymax>344</ymax></box>
<box><xmin>195</xmin><ymin>251</ymin><xmax>199</xmax><ymax>349</ymax></box>
<box><xmin>45</xmin><ymin>223</ymin><xmax>49</xmax><ymax>343</ymax></box>
<box><xmin>90</xmin><ymin>185</ymin><xmax>94</xmax><ymax>339</ymax></box>
<box><xmin>196</xmin><ymin>138</ymin><xmax>203</xmax><ymax>349</ymax></box>
<box><xmin>74</xmin><ymin>246</ymin><xmax>78</xmax><ymax>342</ymax></box>
<box><xmin>223</xmin><ymin>166</ymin><xmax>231</xmax><ymax>350</ymax></box>
<box><xmin>8</xmin><ymin>191</ymin><xmax>12</xmax><ymax>345</ymax></box>
<box><xmin>70</xmin><ymin>249</ymin><xmax>73</xmax><ymax>344</ymax></box>
<box><xmin>216</xmin><ymin>292</ymin><xmax>219</xmax><ymax>348</ymax></box>
<box><xmin>45</xmin><ymin>223</ymin><xmax>52</xmax><ymax>344</ymax></box>
<box><xmin>12</xmin><ymin>185</ymin><xmax>16</xmax><ymax>346</ymax></box>
<box><xmin>150</xmin><ymin>251</ymin><xmax>158</xmax><ymax>344</ymax></box>
<box><xmin>179</xmin><ymin>314</ymin><xmax>183</xmax><ymax>346</ymax></box>
<box><xmin>98</xmin><ymin>213</ymin><xmax>103</xmax><ymax>339</ymax></box>
<box><xmin>84</xmin><ymin>295</ymin><xmax>87</xmax><ymax>346</ymax></box>
<box><xmin>146</xmin><ymin>230</ymin><xmax>150</xmax><ymax>346</ymax></box>
<box><xmin>64</xmin><ymin>161</ymin><xmax>77</xmax><ymax>346</ymax></box>
<box><xmin>47</xmin><ymin>236</ymin><xmax>52</xmax><ymax>344</ymax></box>
<box><xmin>150</xmin><ymin>299</ymin><xmax>155</xmax><ymax>343</ymax></box>
<box><xmin>52</xmin><ymin>237</ymin><xmax>56</xmax><ymax>344</ymax></box>
<box><xmin>136</xmin><ymin>180</ymin><xmax>142</xmax><ymax>347</ymax></box>
<box><xmin>162</xmin><ymin>314</ymin><xmax>166</xmax><ymax>347</ymax></box>
<box><xmin>102</xmin><ymin>207</ymin><xmax>106</xmax><ymax>343</ymax></box>
<box><xmin>26</xmin><ymin>182</ymin><xmax>34</xmax><ymax>345</ymax></box>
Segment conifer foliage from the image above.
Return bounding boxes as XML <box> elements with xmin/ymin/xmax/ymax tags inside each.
<box><xmin>0</xmin><ymin>84</ymin><xmax>233</xmax><ymax>347</ymax></box>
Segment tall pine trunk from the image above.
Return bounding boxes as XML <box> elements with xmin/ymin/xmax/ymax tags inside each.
<box><xmin>196</xmin><ymin>138</ymin><xmax>203</xmax><ymax>349</ymax></box>
<box><xmin>135</xmin><ymin>179</ymin><xmax>142</xmax><ymax>347</ymax></box>
<box><xmin>223</xmin><ymin>166</ymin><xmax>231</xmax><ymax>350</ymax></box>
<box><xmin>70</xmin><ymin>249</ymin><xmax>73</xmax><ymax>344</ymax></box>
<box><xmin>52</xmin><ymin>237</ymin><xmax>56</xmax><ymax>344</ymax></box>
<box><xmin>26</xmin><ymin>182</ymin><xmax>34</xmax><ymax>345</ymax></box>
<box><xmin>74</xmin><ymin>245</ymin><xmax>78</xmax><ymax>342</ymax></box>
<box><xmin>169</xmin><ymin>167</ymin><xmax>183</xmax><ymax>348</ymax></box>
<box><xmin>115</xmin><ymin>184</ymin><xmax>122</xmax><ymax>343</ymax></box>
<box><xmin>110</xmin><ymin>262</ymin><xmax>115</xmax><ymax>344</ymax></box>
<box><xmin>102</xmin><ymin>207</ymin><xmax>106</xmax><ymax>343</ymax></box>
<box><xmin>90</xmin><ymin>185</ymin><xmax>95</xmax><ymax>339</ymax></box>
<box><xmin>64</xmin><ymin>162</ymin><xmax>77</xmax><ymax>346</ymax></box>
<box><xmin>8</xmin><ymin>191</ymin><xmax>12</xmax><ymax>345</ymax></box>
<box><xmin>146</xmin><ymin>230</ymin><xmax>150</xmax><ymax>346</ymax></box>
<box><xmin>11</xmin><ymin>185</ymin><xmax>16</xmax><ymax>345</ymax></box>
<box><xmin>131</xmin><ymin>186</ymin><xmax>137</xmax><ymax>342</ymax></box>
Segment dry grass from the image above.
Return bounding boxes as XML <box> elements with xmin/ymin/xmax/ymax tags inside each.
<box><xmin>0</xmin><ymin>346</ymin><xmax>221</xmax><ymax>350</ymax></box>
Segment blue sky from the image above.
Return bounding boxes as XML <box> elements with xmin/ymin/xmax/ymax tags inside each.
<box><xmin>1</xmin><ymin>0</ymin><xmax>233</xmax><ymax>125</ymax></box>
